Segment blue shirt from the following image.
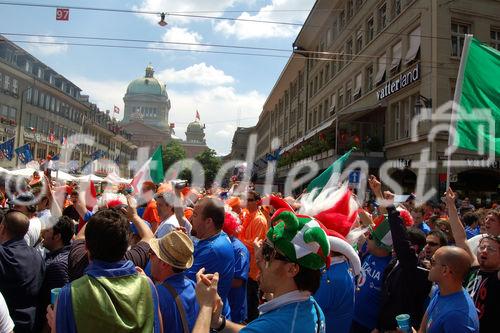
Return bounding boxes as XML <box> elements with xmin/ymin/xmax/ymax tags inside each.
<box><xmin>425</xmin><ymin>288</ymin><xmax>479</xmax><ymax>333</ymax></box>
<box><xmin>314</xmin><ymin>260</ymin><xmax>355</xmax><ymax>333</ymax></box>
<box><xmin>353</xmin><ymin>254</ymin><xmax>392</xmax><ymax>329</ymax></box>
<box><xmin>418</xmin><ymin>222</ymin><xmax>431</xmax><ymax>234</ymax></box>
<box><xmin>241</xmin><ymin>297</ymin><xmax>325</xmax><ymax>333</ymax></box>
<box><xmin>227</xmin><ymin>237</ymin><xmax>250</xmax><ymax>323</ymax></box>
<box><xmin>157</xmin><ymin>273</ymin><xmax>198</xmax><ymax>333</ymax></box>
<box><xmin>465</xmin><ymin>225</ymin><xmax>480</xmax><ymax>239</ymax></box>
<box><xmin>186</xmin><ymin>232</ymin><xmax>235</xmax><ymax>317</ymax></box>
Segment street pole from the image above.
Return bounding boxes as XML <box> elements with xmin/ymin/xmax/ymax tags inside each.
<box><xmin>15</xmin><ymin>86</ymin><xmax>30</xmax><ymax>166</ymax></box>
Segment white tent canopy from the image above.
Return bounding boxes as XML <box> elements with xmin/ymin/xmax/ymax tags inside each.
<box><xmin>8</xmin><ymin>167</ymin><xmax>38</xmax><ymax>177</ymax></box>
<box><xmin>51</xmin><ymin>170</ymin><xmax>76</xmax><ymax>182</ymax></box>
<box><xmin>76</xmin><ymin>174</ymin><xmax>104</xmax><ymax>182</ymax></box>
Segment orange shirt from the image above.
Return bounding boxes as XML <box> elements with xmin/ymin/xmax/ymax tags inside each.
<box><xmin>238</xmin><ymin>209</ymin><xmax>268</xmax><ymax>281</ymax></box>
<box><xmin>142</xmin><ymin>199</ymin><xmax>160</xmax><ymax>232</ymax></box>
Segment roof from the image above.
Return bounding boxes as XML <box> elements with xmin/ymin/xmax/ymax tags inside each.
<box><xmin>126</xmin><ymin>77</ymin><xmax>166</xmax><ymax>96</ymax></box>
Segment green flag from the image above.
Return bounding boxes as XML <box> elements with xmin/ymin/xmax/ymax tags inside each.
<box><xmin>454</xmin><ymin>36</ymin><xmax>500</xmax><ymax>155</ymax></box>
<box><xmin>306</xmin><ymin>148</ymin><xmax>354</xmax><ymax>193</ymax></box>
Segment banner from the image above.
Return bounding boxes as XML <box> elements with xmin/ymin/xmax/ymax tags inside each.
<box><xmin>0</xmin><ymin>137</ymin><xmax>14</xmax><ymax>161</ymax></box>
<box><xmin>15</xmin><ymin>144</ymin><xmax>34</xmax><ymax>164</ymax></box>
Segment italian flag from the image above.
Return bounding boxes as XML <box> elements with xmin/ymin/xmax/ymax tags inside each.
<box><xmin>131</xmin><ymin>146</ymin><xmax>164</xmax><ymax>192</ymax></box>
<box><xmin>453</xmin><ymin>36</ymin><xmax>500</xmax><ymax>154</ymax></box>
<box><xmin>307</xmin><ymin>148</ymin><xmax>354</xmax><ymax>194</ymax></box>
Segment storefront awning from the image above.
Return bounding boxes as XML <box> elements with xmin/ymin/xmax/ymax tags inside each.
<box><xmin>283</xmin><ymin>118</ymin><xmax>335</xmax><ymax>152</ymax></box>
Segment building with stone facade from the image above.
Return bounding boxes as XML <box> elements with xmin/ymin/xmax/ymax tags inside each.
<box><xmin>0</xmin><ymin>35</ymin><xmax>136</xmax><ymax>176</ymax></box>
<box><xmin>122</xmin><ymin>66</ymin><xmax>208</xmax><ymax>158</ymax></box>
<box><xmin>252</xmin><ymin>0</ymin><xmax>500</xmax><ymax>199</ymax></box>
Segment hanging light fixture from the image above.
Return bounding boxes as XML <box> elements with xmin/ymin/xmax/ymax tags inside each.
<box><xmin>158</xmin><ymin>12</ymin><xmax>168</xmax><ymax>27</ymax></box>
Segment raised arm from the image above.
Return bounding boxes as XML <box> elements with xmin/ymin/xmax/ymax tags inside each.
<box><xmin>445</xmin><ymin>188</ymin><xmax>477</xmax><ymax>265</ymax></box>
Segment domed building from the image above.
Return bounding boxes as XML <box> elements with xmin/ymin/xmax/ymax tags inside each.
<box><xmin>123</xmin><ymin>64</ymin><xmax>171</xmax><ymax>130</ymax></box>
<box><xmin>122</xmin><ymin>65</ymin><xmax>208</xmax><ymax>158</ymax></box>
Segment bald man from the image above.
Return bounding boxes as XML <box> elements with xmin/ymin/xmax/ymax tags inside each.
<box><xmin>419</xmin><ymin>246</ymin><xmax>478</xmax><ymax>333</ymax></box>
<box><xmin>0</xmin><ymin>211</ymin><xmax>45</xmax><ymax>333</ymax></box>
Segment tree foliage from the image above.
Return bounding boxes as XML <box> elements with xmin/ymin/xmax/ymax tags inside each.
<box><xmin>195</xmin><ymin>148</ymin><xmax>221</xmax><ymax>187</ymax></box>
<box><xmin>162</xmin><ymin>140</ymin><xmax>187</xmax><ymax>171</ymax></box>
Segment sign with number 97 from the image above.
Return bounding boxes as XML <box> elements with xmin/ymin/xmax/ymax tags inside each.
<box><xmin>56</xmin><ymin>8</ymin><xmax>69</xmax><ymax>21</ymax></box>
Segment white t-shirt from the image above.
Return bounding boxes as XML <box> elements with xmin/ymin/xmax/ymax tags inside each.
<box><xmin>155</xmin><ymin>214</ymin><xmax>192</xmax><ymax>239</ymax></box>
<box><xmin>24</xmin><ymin>217</ymin><xmax>41</xmax><ymax>247</ymax></box>
<box><xmin>467</xmin><ymin>233</ymin><xmax>484</xmax><ymax>256</ymax></box>
<box><xmin>0</xmin><ymin>292</ymin><xmax>14</xmax><ymax>333</ymax></box>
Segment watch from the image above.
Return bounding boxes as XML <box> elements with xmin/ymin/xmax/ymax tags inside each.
<box><xmin>215</xmin><ymin>315</ymin><xmax>226</xmax><ymax>332</ymax></box>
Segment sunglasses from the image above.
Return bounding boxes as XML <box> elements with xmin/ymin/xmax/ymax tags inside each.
<box><xmin>247</xmin><ymin>198</ymin><xmax>257</xmax><ymax>202</ymax></box>
<box><xmin>262</xmin><ymin>242</ymin><xmax>291</xmax><ymax>263</ymax></box>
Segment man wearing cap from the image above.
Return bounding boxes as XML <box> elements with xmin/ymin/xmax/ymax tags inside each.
<box><xmin>192</xmin><ymin>209</ymin><xmax>328</xmax><ymax>333</ymax></box>
<box><xmin>150</xmin><ymin>231</ymin><xmax>199</xmax><ymax>333</ymax></box>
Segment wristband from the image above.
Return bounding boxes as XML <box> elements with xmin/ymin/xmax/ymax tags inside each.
<box><xmin>215</xmin><ymin>315</ymin><xmax>226</xmax><ymax>332</ymax></box>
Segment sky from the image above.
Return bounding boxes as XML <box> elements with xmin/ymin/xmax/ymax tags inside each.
<box><xmin>0</xmin><ymin>0</ymin><xmax>315</xmax><ymax>155</ymax></box>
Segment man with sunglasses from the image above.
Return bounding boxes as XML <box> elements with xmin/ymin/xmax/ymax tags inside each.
<box><xmin>238</xmin><ymin>190</ymin><xmax>267</xmax><ymax>322</ymax></box>
<box><xmin>420</xmin><ymin>246</ymin><xmax>478</xmax><ymax>333</ymax></box>
<box><xmin>192</xmin><ymin>209</ymin><xmax>329</xmax><ymax>333</ymax></box>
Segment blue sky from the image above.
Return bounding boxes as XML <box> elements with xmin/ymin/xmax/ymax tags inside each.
<box><xmin>0</xmin><ymin>0</ymin><xmax>315</xmax><ymax>155</ymax></box>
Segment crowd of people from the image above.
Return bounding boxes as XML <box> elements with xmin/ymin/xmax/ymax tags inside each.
<box><xmin>0</xmin><ymin>172</ymin><xmax>498</xmax><ymax>333</ymax></box>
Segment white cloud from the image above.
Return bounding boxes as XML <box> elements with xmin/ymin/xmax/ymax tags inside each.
<box><xmin>214</xmin><ymin>0</ymin><xmax>315</xmax><ymax>40</ymax></box>
<box><xmin>134</xmin><ymin>0</ymin><xmax>238</xmax><ymax>25</ymax></box>
<box><xmin>68</xmin><ymin>64</ymin><xmax>264</xmax><ymax>155</ymax></box>
<box><xmin>169</xmin><ymin>86</ymin><xmax>264</xmax><ymax>155</ymax></box>
<box><xmin>157</xmin><ymin>63</ymin><xmax>234</xmax><ymax>86</ymax></box>
<box><xmin>25</xmin><ymin>36</ymin><xmax>69</xmax><ymax>55</ymax></box>
<box><xmin>152</xmin><ymin>27</ymin><xmax>209</xmax><ymax>52</ymax></box>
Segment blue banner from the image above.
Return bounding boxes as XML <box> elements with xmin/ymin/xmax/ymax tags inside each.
<box><xmin>15</xmin><ymin>144</ymin><xmax>33</xmax><ymax>164</ymax></box>
<box><xmin>91</xmin><ymin>149</ymin><xmax>105</xmax><ymax>161</ymax></box>
<box><xmin>0</xmin><ymin>137</ymin><xmax>14</xmax><ymax>161</ymax></box>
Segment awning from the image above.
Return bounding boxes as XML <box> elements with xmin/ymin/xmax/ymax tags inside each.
<box><xmin>405</xmin><ymin>26</ymin><xmax>421</xmax><ymax>63</ymax></box>
<box><xmin>374</xmin><ymin>54</ymin><xmax>387</xmax><ymax>85</ymax></box>
<box><xmin>390</xmin><ymin>42</ymin><xmax>402</xmax><ymax>71</ymax></box>
<box><xmin>283</xmin><ymin>118</ymin><xmax>335</xmax><ymax>152</ymax></box>
<box><xmin>339</xmin><ymin>101</ymin><xmax>387</xmax><ymax>122</ymax></box>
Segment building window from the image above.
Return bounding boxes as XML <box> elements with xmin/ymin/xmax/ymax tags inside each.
<box><xmin>12</xmin><ymin>79</ymin><xmax>18</xmax><ymax>94</ymax></box>
<box><xmin>339</xmin><ymin>10</ymin><xmax>345</xmax><ymax>30</ymax></box>
<box><xmin>331</xmin><ymin>58</ymin><xmax>336</xmax><ymax>77</ymax></box>
<box><xmin>0</xmin><ymin>73</ymin><xmax>2</xmax><ymax>90</ymax></box>
<box><xmin>393</xmin><ymin>102</ymin><xmax>401</xmax><ymax>140</ymax></box>
<box><xmin>394</xmin><ymin>0</ymin><xmax>402</xmax><ymax>16</ymax></box>
<box><xmin>330</xmin><ymin>93</ymin><xmax>337</xmax><ymax>114</ymax></box>
<box><xmin>405</xmin><ymin>26</ymin><xmax>421</xmax><ymax>64</ymax></box>
<box><xmin>50</xmin><ymin>97</ymin><xmax>55</xmax><ymax>111</ymax></box>
<box><xmin>366</xmin><ymin>65</ymin><xmax>374</xmax><ymax>91</ymax></box>
<box><xmin>314</xmin><ymin>76</ymin><xmax>318</xmax><ymax>94</ymax></box>
<box><xmin>26</xmin><ymin>87</ymin><xmax>32</xmax><ymax>103</ymax></box>
<box><xmin>375</xmin><ymin>53</ymin><xmax>387</xmax><ymax>86</ymax></box>
<box><xmin>9</xmin><ymin>107</ymin><xmax>16</xmax><ymax>120</ymax></box>
<box><xmin>402</xmin><ymin>98</ymin><xmax>410</xmax><ymax>138</ymax></box>
<box><xmin>378</xmin><ymin>3</ymin><xmax>387</xmax><ymax>32</ymax></box>
<box><xmin>45</xmin><ymin>94</ymin><xmax>50</xmax><ymax>110</ymax></box>
<box><xmin>356</xmin><ymin>31</ymin><xmax>363</xmax><ymax>53</ymax></box>
<box><xmin>354</xmin><ymin>73</ymin><xmax>362</xmax><ymax>99</ymax></box>
<box><xmin>346</xmin><ymin>39</ymin><xmax>353</xmax><ymax>60</ymax></box>
<box><xmin>3</xmin><ymin>75</ymin><xmax>10</xmax><ymax>91</ymax></box>
<box><xmin>338</xmin><ymin>88</ymin><xmax>344</xmax><ymax>109</ymax></box>
<box><xmin>319</xmin><ymin>71</ymin><xmax>324</xmax><ymax>88</ymax></box>
<box><xmin>347</xmin><ymin>0</ymin><xmax>353</xmax><ymax>19</ymax></box>
<box><xmin>323</xmin><ymin>99</ymin><xmax>329</xmax><ymax>119</ymax></box>
<box><xmin>346</xmin><ymin>81</ymin><xmax>352</xmax><ymax>105</ymax></box>
<box><xmin>367</xmin><ymin>17</ymin><xmax>374</xmax><ymax>42</ymax></box>
<box><xmin>491</xmin><ymin>29</ymin><xmax>500</xmax><ymax>50</ymax></box>
<box><xmin>25</xmin><ymin>61</ymin><xmax>31</xmax><ymax>73</ymax></box>
<box><xmin>390</xmin><ymin>41</ymin><xmax>402</xmax><ymax>74</ymax></box>
<box><xmin>451</xmin><ymin>22</ymin><xmax>470</xmax><ymax>57</ymax></box>
<box><xmin>39</xmin><ymin>93</ymin><xmax>45</xmax><ymax>108</ymax></box>
<box><xmin>309</xmin><ymin>81</ymin><xmax>313</xmax><ymax>98</ymax></box>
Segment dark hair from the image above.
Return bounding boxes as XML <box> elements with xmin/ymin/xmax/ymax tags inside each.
<box><xmin>293</xmin><ymin>266</ymin><xmax>321</xmax><ymax>293</ymax></box>
<box><xmin>247</xmin><ymin>190</ymin><xmax>261</xmax><ymax>202</ymax></box>
<box><xmin>1</xmin><ymin>210</ymin><xmax>29</xmax><ymax>238</ymax></box>
<box><xmin>85</xmin><ymin>209</ymin><xmax>129</xmax><ymax>262</ymax></box>
<box><xmin>428</xmin><ymin>229</ymin><xmax>448</xmax><ymax>247</ymax></box>
<box><xmin>201</xmin><ymin>197</ymin><xmax>225</xmax><ymax>230</ymax></box>
<box><xmin>479</xmin><ymin>234</ymin><xmax>500</xmax><ymax>246</ymax></box>
<box><xmin>52</xmin><ymin>216</ymin><xmax>75</xmax><ymax>246</ymax></box>
<box><xmin>407</xmin><ymin>228</ymin><xmax>427</xmax><ymax>253</ymax></box>
<box><xmin>462</xmin><ymin>212</ymin><xmax>480</xmax><ymax>227</ymax></box>
<box><xmin>172</xmin><ymin>266</ymin><xmax>185</xmax><ymax>274</ymax></box>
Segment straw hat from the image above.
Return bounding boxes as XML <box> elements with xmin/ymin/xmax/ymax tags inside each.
<box><xmin>149</xmin><ymin>231</ymin><xmax>194</xmax><ymax>269</ymax></box>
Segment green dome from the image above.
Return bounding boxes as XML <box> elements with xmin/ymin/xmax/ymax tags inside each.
<box><xmin>126</xmin><ymin>77</ymin><xmax>166</xmax><ymax>96</ymax></box>
<box><xmin>126</xmin><ymin>64</ymin><xmax>167</xmax><ymax>96</ymax></box>
<box><xmin>187</xmin><ymin>119</ymin><xmax>203</xmax><ymax>131</ymax></box>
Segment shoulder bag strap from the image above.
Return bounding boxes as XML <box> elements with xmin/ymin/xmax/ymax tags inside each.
<box><xmin>162</xmin><ymin>280</ymin><xmax>190</xmax><ymax>333</ymax></box>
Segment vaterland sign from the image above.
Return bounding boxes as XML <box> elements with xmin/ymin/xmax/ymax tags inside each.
<box><xmin>376</xmin><ymin>63</ymin><xmax>420</xmax><ymax>100</ymax></box>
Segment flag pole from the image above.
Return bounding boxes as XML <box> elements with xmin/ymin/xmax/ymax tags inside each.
<box><xmin>446</xmin><ymin>34</ymin><xmax>473</xmax><ymax>191</ymax></box>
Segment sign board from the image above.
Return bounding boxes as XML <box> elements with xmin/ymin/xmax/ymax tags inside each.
<box><xmin>349</xmin><ymin>170</ymin><xmax>361</xmax><ymax>184</ymax></box>
<box><xmin>376</xmin><ymin>63</ymin><xmax>420</xmax><ymax>100</ymax></box>
<box><xmin>56</xmin><ymin>8</ymin><xmax>69</xmax><ymax>21</ymax></box>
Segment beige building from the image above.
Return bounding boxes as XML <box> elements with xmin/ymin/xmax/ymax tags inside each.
<box><xmin>0</xmin><ymin>36</ymin><xmax>136</xmax><ymax>176</ymax></box>
<box><xmin>253</xmin><ymin>0</ymin><xmax>500</xmax><ymax>198</ymax></box>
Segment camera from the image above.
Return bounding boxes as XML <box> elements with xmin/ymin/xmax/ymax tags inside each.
<box><xmin>171</xmin><ymin>179</ymin><xmax>188</xmax><ymax>190</ymax></box>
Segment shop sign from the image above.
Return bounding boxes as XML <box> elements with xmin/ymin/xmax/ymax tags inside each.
<box><xmin>376</xmin><ymin>64</ymin><xmax>420</xmax><ymax>100</ymax></box>
<box><xmin>392</xmin><ymin>159</ymin><xmax>412</xmax><ymax>168</ymax></box>
<box><xmin>466</xmin><ymin>159</ymin><xmax>500</xmax><ymax>169</ymax></box>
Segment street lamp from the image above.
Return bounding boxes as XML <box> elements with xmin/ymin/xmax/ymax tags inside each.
<box><xmin>158</xmin><ymin>12</ymin><xmax>168</xmax><ymax>27</ymax></box>
<box><xmin>414</xmin><ymin>94</ymin><xmax>432</xmax><ymax>115</ymax></box>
